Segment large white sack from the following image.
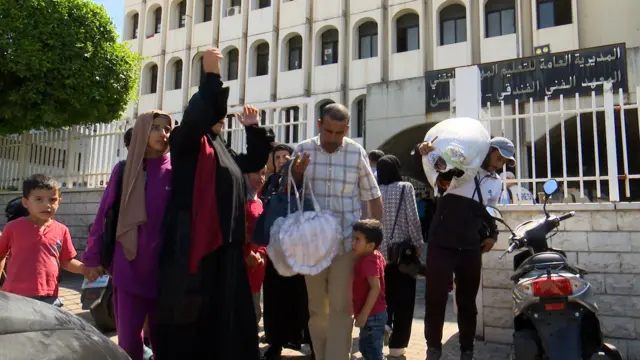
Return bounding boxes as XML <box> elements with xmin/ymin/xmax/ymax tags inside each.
<box><xmin>422</xmin><ymin>117</ymin><xmax>490</xmax><ymax>193</ymax></box>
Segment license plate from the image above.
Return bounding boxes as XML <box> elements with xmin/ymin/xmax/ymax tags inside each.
<box><xmin>544</xmin><ymin>302</ymin><xmax>565</xmax><ymax>311</ymax></box>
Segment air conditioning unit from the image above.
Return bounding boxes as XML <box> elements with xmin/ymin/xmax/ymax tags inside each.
<box><xmin>227</xmin><ymin>6</ymin><xmax>240</xmax><ymax>17</ymax></box>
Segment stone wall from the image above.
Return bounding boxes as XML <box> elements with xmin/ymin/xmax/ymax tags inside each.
<box><xmin>0</xmin><ymin>189</ymin><xmax>105</xmax><ymax>254</ymax></box>
<box><xmin>482</xmin><ymin>203</ymin><xmax>640</xmax><ymax>359</ymax></box>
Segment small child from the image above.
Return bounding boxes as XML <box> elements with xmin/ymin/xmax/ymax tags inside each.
<box><xmin>0</xmin><ymin>174</ymin><xmax>89</xmax><ymax>306</ymax></box>
<box><xmin>244</xmin><ymin>167</ymin><xmax>267</xmax><ymax>324</ymax></box>
<box><xmin>352</xmin><ymin>219</ymin><xmax>387</xmax><ymax>360</ymax></box>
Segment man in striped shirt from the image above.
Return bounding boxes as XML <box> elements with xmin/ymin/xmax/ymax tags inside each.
<box><xmin>291</xmin><ymin>103</ymin><xmax>383</xmax><ymax>360</ymax></box>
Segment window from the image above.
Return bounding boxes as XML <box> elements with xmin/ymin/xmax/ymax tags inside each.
<box><xmin>485</xmin><ymin>0</ymin><xmax>515</xmax><ymax>38</ymax></box>
<box><xmin>440</xmin><ymin>4</ymin><xmax>467</xmax><ymax>45</ymax></box>
<box><xmin>358</xmin><ymin>22</ymin><xmax>378</xmax><ymax>59</ymax></box>
<box><xmin>226</xmin><ymin>115</ymin><xmax>234</xmax><ymax>143</ymax></box>
<box><xmin>284</xmin><ymin>107</ymin><xmax>299</xmax><ymax>143</ymax></box>
<box><xmin>537</xmin><ymin>0</ymin><xmax>572</xmax><ymax>29</ymax></box>
<box><xmin>149</xmin><ymin>64</ymin><xmax>159</xmax><ymax>94</ymax></box>
<box><xmin>321</xmin><ymin>29</ymin><xmax>339</xmax><ymax>65</ymax></box>
<box><xmin>154</xmin><ymin>8</ymin><xmax>162</xmax><ymax>34</ymax></box>
<box><xmin>173</xmin><ymin>60</ymin><xmax>183</xmax><ymax>90</ymax></box>
<box><xmin>256</xmin><ymin>43</ymin><xmax>269</xmax><ymax>76</ymax></box>
<box><xmin>355</xmin><ymin>98</ymin><xmax>365</xmax><ymax>138</ymax></box>
<box><xmin>258</xmin><ymin>0</ymin><xmax>271</xmax><ymax>8</ymax></box>
<box><xmin>178</xmin><ymin>0</ymin><xmax>187</xmax><ymax>28</ymax></box>
<box><xmin>260</xmin><ymin>110</ymin><xmax>267</xmax><ymax>126</ymax></box>
<box><xmin>287</xmin><ymin>36</ymin><xmax>303</xmax><ymax>71</ymax></box>
<box><xmin>231</xmin><ymin>0</ymin><xmax>241</xmax><ymax>6</ymax></box>
<box><xmin>396</xmin><ymin>13</ymin><xmax>419</xmax><ymax>52</ymax></box>
<box><xmin>131</xmin><ymin>13</ymin><xmax>139</xmax><ymax>39</ymax></box>
<box><xmin>227</xmin><ymin>49</ymin><xmax>239</xmax><ymax>80</ymax></box>
<box><xmin>203</xmin><ymin>0</ymin><xmax>213</xmax><ymax>22</ymax></box>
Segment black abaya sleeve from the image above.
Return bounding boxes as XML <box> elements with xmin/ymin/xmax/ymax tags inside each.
<box><xmin>234</xmin><ymin>125</ymin><xmax>276</xmax><ymax>173</ymax></box>
<box><xmin>170</xmin><ymin>73</ymin><xmax>230</xmax><ymax>157</ymax></box>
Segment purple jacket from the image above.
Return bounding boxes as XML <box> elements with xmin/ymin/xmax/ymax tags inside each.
<box><xmin>83</xmin><ymin>154</ymin><xmax>172</xmax><ymax>298</ymax></box>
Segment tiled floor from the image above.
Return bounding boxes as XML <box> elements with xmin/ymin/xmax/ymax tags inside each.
<box><xmin>59</xmin><ymin>274</ymin><xmax>511</xmax><ymax>359</ymax></box>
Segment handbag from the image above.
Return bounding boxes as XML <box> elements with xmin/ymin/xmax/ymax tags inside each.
<box><xmin>267</xmin><ymin>162</ymin><xmax>342</xmax><ymax>276</ymax></box>
<box><xmin>99</xmin><ymin>160</ymin><xmax>126</xmax><ymax>270</ymax></box>
<box><xmin>387</xmin><ymin>186</ymin><xmax>426</xmax><ymax>278</ymax></box>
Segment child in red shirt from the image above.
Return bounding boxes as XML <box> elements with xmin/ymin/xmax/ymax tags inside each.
<box><xmin>0</xmin><ymin>174</ymin><xmax>89</xmax><ymax>306</ymax></box>
<box><xmin>351</xmin><ymin>219</ymin><xmax>387</xmax><ymax>360</ymax></box>
<box><xmin>244</xmin><ymin>167</ymin><xmax>267</xmax><ymax>324</ymax></box>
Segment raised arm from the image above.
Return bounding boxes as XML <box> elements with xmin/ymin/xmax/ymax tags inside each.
<box><xmin>233</xmin><ymin>106</ymin><xmax>275</xmax><ymax>172</ymax></box>
<box><xmin>170</xmin><ymin>48</ymin><xmax>230</xmax><ymax>156</ymax></box>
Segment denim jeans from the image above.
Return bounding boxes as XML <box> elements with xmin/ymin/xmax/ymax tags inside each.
<box><xmin>359</xmin><ymin>311</ymin><xmax>388</xmax><ymax>360</ymax></box>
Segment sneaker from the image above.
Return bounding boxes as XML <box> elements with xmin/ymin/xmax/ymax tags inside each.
<box><xmin>389</xmin><ymin>348</ymin><xmax>406</xmax><ymax>357</ymax></box>
<box><xmin>383</xmin><ymin>325</ymin><xmax>392</xmax><ymax>346</ymax></box>
<box><xmin>460</xmin><ymin>350</ymin><xmax>474</xmax><ymax>360</ymax></box>
<box><xmin>426</xmin><ymin>348</ymin><xmax>442</xmax><ymax>360</ymax></box>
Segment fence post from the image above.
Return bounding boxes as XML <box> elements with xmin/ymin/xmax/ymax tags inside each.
<box><xmin>16</xmin><ymin>132</ymin><xmax>31</xmax><ymax>190</ymax></box>
<box><xmin>603</xmin><ymin>82</ymin><xmax>620</xmax><ymax>202</ymax></box>
<box><xmin>63</xmin><ymin>127</ymin><xmax>77</xmax><ymax>189</ymax></box>
<box><xmin>453</xmin><ymin>65</ymin><xmax>485</xmax><ymax>339</ymax></box>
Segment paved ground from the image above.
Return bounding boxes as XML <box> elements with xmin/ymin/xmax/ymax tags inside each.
<box><xmin>59</xmin><ymin>274</ymin><xmax>511</xmax><ymax>360</ymax></box>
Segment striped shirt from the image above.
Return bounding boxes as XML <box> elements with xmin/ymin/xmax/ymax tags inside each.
<box><xmin>294</xmin><ymin>136</ymin><xmax>381</xmax><ymax>250</ymax></box>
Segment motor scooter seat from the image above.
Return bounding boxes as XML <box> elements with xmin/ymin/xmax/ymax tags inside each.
<box><xmin>519</xmin><ymin>252</ymin><xmax>566</xmax><ymax>269</ymax></box>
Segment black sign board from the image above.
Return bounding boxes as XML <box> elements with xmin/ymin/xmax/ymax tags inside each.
<box><xmin>425</xmin><ymin>43</ymin><xmax>628</xmax><ymax>113</ymax></box>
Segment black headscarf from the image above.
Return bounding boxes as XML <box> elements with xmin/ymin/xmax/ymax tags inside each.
<box><xmin>377</xmin><ymin>155</ymin><xmax>403</xmax><ymax>185</ymax></box>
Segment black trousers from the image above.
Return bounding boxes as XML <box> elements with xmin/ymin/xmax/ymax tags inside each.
<box><xmin>385</xmin><ymin>264</ymin><xmax>417</xmax><ymax>349</ymax></box>
<box><xmin>424</xmin><ymin>244</ymin><xmax>482</xmax><ymax>352</ymax></box>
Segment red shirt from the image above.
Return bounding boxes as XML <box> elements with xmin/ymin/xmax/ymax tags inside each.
<box><xmin>244</xmin><ymin>198</ymin><xmax>266</xmax><ymax>294</ymax></box>
<box><xmin>352</xmin><ymin>250</ymin><xmax>386</xmax><ymax>316</ymax></box>
<box><xmin>0</xmin><ymin>218</ymin><xmax>77</xmax><ymax>297</ymax></box>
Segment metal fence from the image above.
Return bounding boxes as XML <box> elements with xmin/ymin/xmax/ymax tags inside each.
<box><xmin>479</xmin><ymin>82</ymin><xmax>640</xmax><ymax>203</ymax></box>
<box><xmin>0</xmin><ymin>99</ymin><xmax>314</xmax><ymax>192</ymax></box>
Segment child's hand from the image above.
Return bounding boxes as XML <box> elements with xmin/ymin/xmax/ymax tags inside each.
<box><xmin>354</xmin><ymin>313</ymin><xmax>367</xmax><ymax>328</ymax></box>
<box><xmin>84</xmin><ymin>266</ymin><xmax>104</xmax><ymax>282</ymax></box>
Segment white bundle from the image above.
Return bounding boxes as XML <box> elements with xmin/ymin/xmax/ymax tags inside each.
<box><xmin>422</xmin><ymin>117</ymin><xmax>490</xmax><ymax>194</ymax></box>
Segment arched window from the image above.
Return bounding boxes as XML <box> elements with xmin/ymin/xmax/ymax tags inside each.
<box><xmin>355</xmin><ymin>97</ymin><xmax>365</xmax><ymax>138</ymax></box>
<box><xmin>203</xmin><ymin>0</ymin><xmax>213</xmax><ymax>22</ymax></box>
<box><xmin>486</xmin><ymin>0</ymin><xmax>515</xmax><ymax>38</ymax></box>
<box><xmin>287</xmin><ymin>35</ymin><xmax>303</xmax><ymax>71</ymax></box>
<box><xmin>227</xmin><ymin>48</ymin><xmax>239</xmax><ymax>80</ymax></box>
<box><xmin>173</xmin><ymin>60</ymin><xmax>183</xmax><ymax>90</ymax></box>
<box><xmin>256</xmin><ymin>43</ymin><xmax>269</xmax><ymax>76</ymax></box>
<box><xmin>178</xmin><ymin>0</ymin><xmax>187</xmax><ymax>28</ymax></box>
<box><xmin>149</xmin><ymin>64</ymin><xmax>159</xmax><ymax>94</ymax></box>
<box><xmin>358</xmin><ymin>22</ymin><xmax>378</xmax><ymax>59</ymax></box>
<box><xmin>537</xmin><ymin>0</ymin><xmax>572</xmax><ymax>29</ymax></box>
<box><xmin>199</xmin><ymin>56</ymin><xmax>206</xmax><ymax>85</ymax></box>
<box><xmin>129</xmin><ymin>13</ymin><xmax>139</xmax><ymax>40</ymax></box>
<box><xmin>321</xmin><ymin>29</ymin><xmax>339</xmax><ymax>65</ymax></box>
<box><xmin>318</xmin><ymin>100</ymin><xmax>335</xmax><ymax>120</ymax></box>
<box><xmin>440</xmin><ymin>4</ymin><xmax>467</xmax><ymax>45</ymax></box>
<box><xmin>259</xmin><ymin>0</ymin><xmax>271</xmax><ymax>9</ymax></box>
<box><xmin>396</xmin><ymin>13</ymin><xmax>419</xmax><ymax>52</ymax></box>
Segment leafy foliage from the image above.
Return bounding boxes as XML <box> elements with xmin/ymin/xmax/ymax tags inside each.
<box><xmin>0</xmin><ymin>0</ymin><xmax>141</xmax><ymax>135</ymax></box>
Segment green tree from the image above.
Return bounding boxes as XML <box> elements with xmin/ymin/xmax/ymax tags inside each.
<box><xmin>0</xmin><ymin>0</ymin><xmax>141</xmax><ymax>135</ymax></box>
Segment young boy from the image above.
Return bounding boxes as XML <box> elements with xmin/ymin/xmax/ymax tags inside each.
<box><xmin>0</xmin><ymin>174</ymin><xmax>89</xmax><ymax>306</ymax></box>
<box><xmin>352</xmin><ymin>219</ymin><xmax>387</xmax><ymax>360</ymax></box>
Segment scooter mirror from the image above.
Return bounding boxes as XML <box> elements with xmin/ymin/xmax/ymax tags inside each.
<box><xmin>543</xmin><ymin>179</ymin><xmax>559</xmax><ymax>196</ymax></box>
<box><xmin>485</xmin><ymin>205</ymin><xmax>503</xmax><ymax>220</ymax></box>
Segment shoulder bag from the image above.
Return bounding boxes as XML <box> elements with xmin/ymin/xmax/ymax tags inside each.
<box><xmin>387</xmin><ymin>185</ymin><xmax>425</xmax><ymax>278</ymax></box>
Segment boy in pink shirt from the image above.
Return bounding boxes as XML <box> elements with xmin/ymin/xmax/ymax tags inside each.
<box><xmin>0</xmin><ymin>174</ymin><xmax>89</xmax><ymax>306</ymax></box>
<box><xmin>351</xmin><ymin>219</ymin><xmax>387</xmax><ymax>360</ymax></box>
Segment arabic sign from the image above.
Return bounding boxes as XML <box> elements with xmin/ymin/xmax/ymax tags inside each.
<box><xmin>425</xmin><ymin>43</ymin><xmax>628</xmax><ymax>113</ymax></box>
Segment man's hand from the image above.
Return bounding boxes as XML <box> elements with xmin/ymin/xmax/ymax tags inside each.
<box><xmin>291</xmin><ymin>153</ymin><xmax>311</xmax><ymax>183</ymax></box>
<box><xmin>237</xmin><ymin>105</ymin><xmax>260</xmax><ymax>127</ymax></box>
<box><xmin>354</xmin><ymin>313</ymin><xmax>368</xmax><ymax>328</ymax></box>
<box><xmin>418</xmin><ymin>136</ymin><xmax>439</xmax><ymax>156</ymax></box>
<box><xmin>202</xmin><ymin>48</ymin><xmax>223</xmax><ymax>75</ymax></box>
<box><xmin>481</xmin><ymin>238</ymin><xmax>497</xmax><ymax>253</ymax></box>
<box><xmin>85</xmin><ymin>266</ymin><xmax>105</xmax><ymax>282</ymax></box>
<box><xmin>247</xmin><ymin>251</ymin><xmax>262</xmax><ymax>268</ymax></box>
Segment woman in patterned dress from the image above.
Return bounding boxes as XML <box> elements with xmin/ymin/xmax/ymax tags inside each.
<box><xmin>376</xmin><ymin>155</ymin><xmax>424</xmax><ymax>357</ymax></box>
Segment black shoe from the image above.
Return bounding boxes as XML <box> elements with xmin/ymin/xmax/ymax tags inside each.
<box><xmin>263</xmin><ymin>345</ymin><xmax>282</xmax><ymax>360</ymax></box>
<box><xmin>426</xmin><ymin>348</ymin><xmax>442</xmax><ymax>360</ymax></box>
<box><xmin>460</xmin><ymin>350</ymin><xmax>474</xmax><ymax>360</ymax></box>
<box><xmin>283</xmin><ymin>342</ymin><xmax>302</xmax><ymax>351</ymax></box>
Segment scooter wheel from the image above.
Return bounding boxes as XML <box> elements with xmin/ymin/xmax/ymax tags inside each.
<box><xmin>598</xmin><ymin>343</ymin><xmax>623</xmax><ymax>360</ymax></box>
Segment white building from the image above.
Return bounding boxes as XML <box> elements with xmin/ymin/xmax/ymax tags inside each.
<box><xmin>121</xmin><ymin>0</ymin><xmax>640</xmax><ymax>201</ymax></box>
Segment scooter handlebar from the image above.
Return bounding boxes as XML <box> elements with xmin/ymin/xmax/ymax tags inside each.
<box><xmin>499</xmin><ymin>240</ymin><xmax>521</xmax><ymax>259</ymax></box>
<box><xmin>557</xmin><ymin>211</ymin><xmax>576</xmax><ymax>221</ymax></box>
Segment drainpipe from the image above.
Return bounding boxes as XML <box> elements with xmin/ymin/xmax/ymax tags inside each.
<box><xmin>381</xmin><ymin>0</ymin><xmax>389</xmax><ymax>82</ymax></box>
<box><xmin>516</xmin><ymin>0</ymin><xmax>523</xmax><ymax>57</ymax></box>
<box><xmin>340</xmin><ymin>0</ymin><xmax>350</xmax><ymax>106</ymax></box>
<box><xmin>239</xmin><ymin>0</ymin><xmax>250</xmax><ymax>105</ymax></box>
<box><xmin>182</xmin><ymin>0</ymin><xmax>195</xmax><ymax>108</ymax></box>
<box><xmin>304</xmin><ymin>0</ymin><xmax>314</xmax><ymax>97</ymax></box>
<box><xmin>156</xmin><ymin>0</ymin><xmax>170</xmax><ymax>110</ymax></box>
<box><xmin>271</xmin><ymin>1</ymin><xmax>280</xmax><ymax>102</ymax></box>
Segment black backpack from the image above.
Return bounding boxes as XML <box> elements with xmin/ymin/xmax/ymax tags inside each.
<box><xmin>5</xmin><ymin>197</ymin><xmax>28</xmax><ymax>223</ymax></box>
<box><xmin>99</xmin><ymin>161</ymin><xmax>126</xmax><ymax>270</ymax></box>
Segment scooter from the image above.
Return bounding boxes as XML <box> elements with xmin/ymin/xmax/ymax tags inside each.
<box><xmin>485</xmin><ymin>179</ymin><xmax>622</xmax><ymax>360</ymax></box>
